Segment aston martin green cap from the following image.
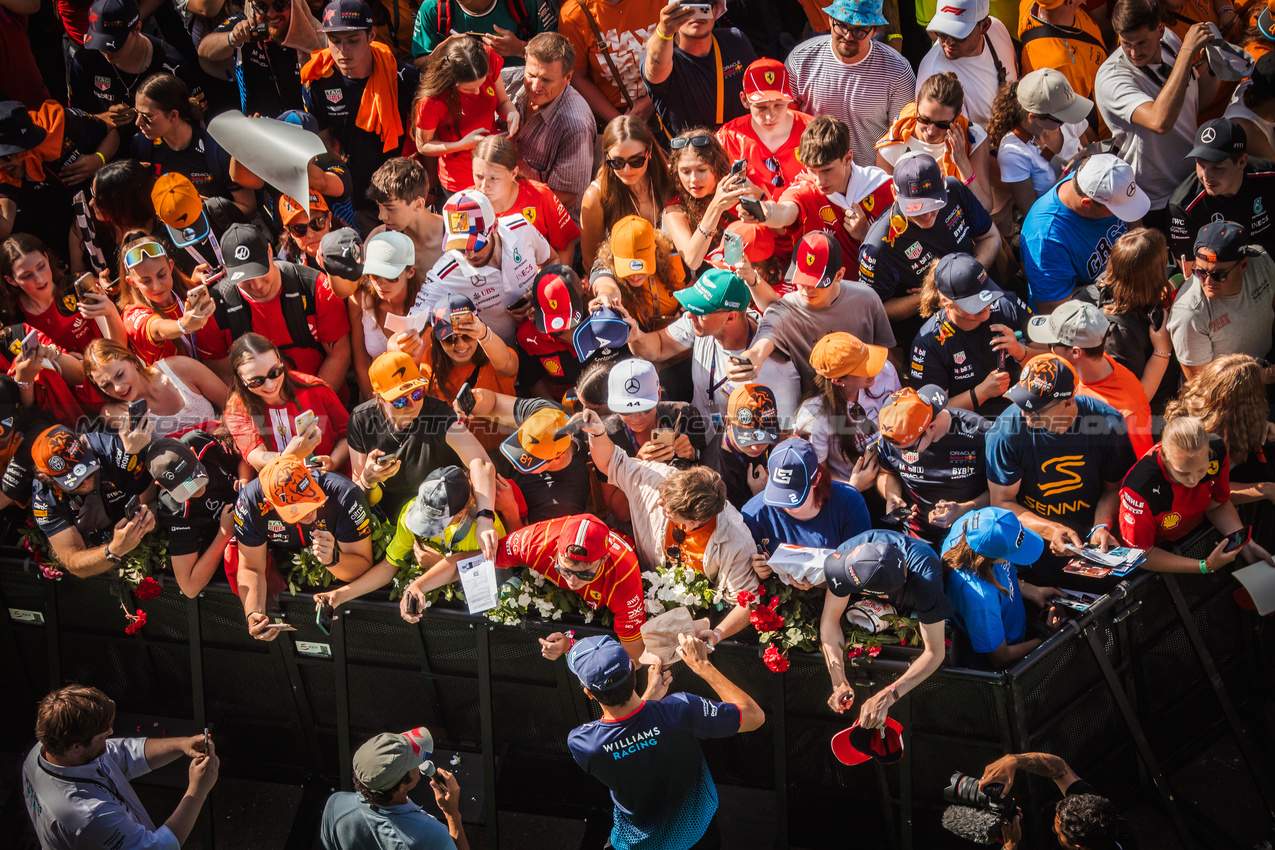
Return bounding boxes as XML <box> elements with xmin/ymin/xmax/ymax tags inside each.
<box><xmin>674</xmin><ymin>268</ymin><xmax>752</xmax><ymax>315</ymax></box>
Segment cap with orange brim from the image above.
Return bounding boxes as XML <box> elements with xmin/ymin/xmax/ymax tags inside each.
<box><xmin>261</xmin><ymin>455</ymin><xmax>327</xmax><ymax>523</ymax></box>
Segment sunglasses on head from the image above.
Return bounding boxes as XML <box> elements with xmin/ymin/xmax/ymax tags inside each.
<box><xmin>670</xmin><ymin>135</ymin><xmax>713</xmax><ymax>151</ymax></box>
<box><xmin>242</xmin><ymin>363</ymin><xmax>286</xmax><ymax>389</ymax></box>
<box><xmin>287</xmin><ymin>215</ymin><xmax>329</xmax><ymax>238</ymax></box>
<box><xmin>916</xmin><ymin>114</ymin><xmax>955</xmax><ymax>130</ymax></box>
<box><xmin>124</xmin><ymin>241</ymin><xmax>166</xmax><ymax>269</ymax></box>
<box><xmin>606</xmin><ymin>152</ymin><xmax>650</xmax><ymax>171</ymax></box>
<box><xmin>390</xmin><ymin>387</ymin><xmax>426</xmax><ymax>408</ymax></box>
<box><xmin>252</xmin><ymin>0</ymin><xmax>289</xmax><ymax>12</ymax></box>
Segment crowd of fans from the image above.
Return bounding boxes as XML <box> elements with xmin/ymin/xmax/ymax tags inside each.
<box><xmin>6</xmin><ymin>0</ymin><xmax>1275</xmax><ymax>844</ymax></box>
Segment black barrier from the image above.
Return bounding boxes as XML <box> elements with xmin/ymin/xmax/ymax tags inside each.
<box><xmin>1</xmin><ymin>523</ymin><xmax>1272</xmax><ymax>849</ymax></box>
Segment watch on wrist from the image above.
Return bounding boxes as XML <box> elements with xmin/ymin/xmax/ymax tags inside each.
<box><xmin>475</xmin><ymin>509</ymin><xmax>496</xmax><ymax>521</ymax></box>
<box><xmin>104</xmin><ymin>544</ymin><xmax>123</xmax><ymax>564</ymax></box>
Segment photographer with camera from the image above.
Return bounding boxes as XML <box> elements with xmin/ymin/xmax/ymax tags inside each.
<box><xmin>977</xmin><ymin>752</ymin><xmax>1124</xmax><ymax>850</ymax></box>
<box><xmin>201</xmin><ymin>0</ymin><xmax>313</xmax><ymax>117</ymax></box>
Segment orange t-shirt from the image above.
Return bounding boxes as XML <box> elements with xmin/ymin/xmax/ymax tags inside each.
<box><xmin>414</xmin><ymin>45</ymin><xmax>504</xmax><ymax>192</ymax></box>
<box><xmin>716</xmin><ymin>110</ymin><xmax>815</xmax><ymax>201</ymax></box>
<box><xmin>1166</xmin><ymin>0</ymin><xmax>1216</xmax><ymax>39</ymax></box>
<box><xmin>558</xmin><ymin>0</ymin><xmax>663</xmax><ymax>110</ymax></box>
<box><xmin>1018</xmin><ymin>2</ymin><xmax>1106</xmax><ymax>99</ymax></box>
<box><xmin>665</xmin><ymin>517</ymin><xmax>717</xmax><ymax>574</ymax></box>
<box><xmin>1077</xmin><ymin>354</ymin><xmax>1154</xmax><ymax>458</ymax></box>
<box><xmin>419</xmin><ymin>359</ymin><xmax>514</xmax><ymax>453</ymax></box>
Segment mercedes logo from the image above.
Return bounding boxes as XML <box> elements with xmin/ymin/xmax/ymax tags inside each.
<box><xmin>1201</xmin><ymin>127</ymin><xmax>1216</xmax><ymax>143</ymax></box>
<box><xmin>624</xmin><ymin>378</ymin><xmax>640</xmax><ymax>393</ymax></box>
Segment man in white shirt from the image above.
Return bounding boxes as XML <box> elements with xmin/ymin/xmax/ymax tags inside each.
<box><xmin>623</xmin><ymin>268</ymin><xmax>800</xmax><ymax>437</ymax></box>
<box><xmin>415</xmin><ymin>189</ymin><xmax>551</xmax><ymax>345</ymax></box>
<box><xmin>22</xmin><ymin>685</ymin><xmax>218</xmax><ymax>850</ymax></box>
<box><xmin>1094</xmin><ymin>0</ymin><xmax>1217</xmax><ymax>229</ymax></box>
<box><xmin>785</xmin><ymin>0</ymin><xmax>916</xmax><ymax>167</ymax></box>
<box><xmin>915</xmin><ymin>0</ymin><xmax>1019</xmax><ymax>125</ymax></box>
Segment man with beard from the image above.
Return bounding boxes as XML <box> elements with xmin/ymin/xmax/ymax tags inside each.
<box><xmin>202</xmin><ymin>0</ymin><xmax>313</xmax><ymax>117</ymax></box>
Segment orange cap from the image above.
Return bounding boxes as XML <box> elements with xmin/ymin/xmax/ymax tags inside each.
<box><xmin>726</xmin><ymin>383</ymin><xmax>781</xmax><ymax>447</ymax></box>
<box><xmin>878</xmin><ymin>385</ymin><xmax>948</xmax><ymax>446</ymax></box>
<box><xmin>279</xmin><ymin>192</ymin><xmax>330</xmax><ymax>225</ymax></box>
<box><xmin>368</xmin><ymin>351</ymin><xmax>428</xmax><ymax>401</ymax></box>
<box><xmin>32</xmin><ymin>425</ymin><xmax>100</xmax><ymax>490</ymax></box>
<box><xmin>610</xmin><ymin>215</ymin><xmax>657</xmax><ymax>278</ymax></box>
<box><xmin>500</xmin><ymin>407</ymin><xmax>572</xmax><ymax>472</ymax></box>
<box><xmin>151</xmin><ymin>173</ymin><xmax>203</xmax><ymax>230</ymax></box>
<box><xmin>260</xmin><ymin>455</ymin><xmax>327</xmax><ymax>523</ymax></box>
<box><xmin>809</xmin><ymin>332</ymin><xmax>888</xmax><ymax>379</ymax></box>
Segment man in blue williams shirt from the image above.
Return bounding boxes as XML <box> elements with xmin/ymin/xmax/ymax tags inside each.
<box><xmin>566</xmin><ymin>634</ymin><xmax>765</xmax><ymax>850</ymax></box>
<box><xmin>321</xmin><ymin>726</ymin><xmax>466</xmax><ymax>850</ymax></box>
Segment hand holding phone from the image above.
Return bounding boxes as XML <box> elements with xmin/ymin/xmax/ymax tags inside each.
<box><xmin>739</xmin><ymin>195</ymin><xmax>766</xmax><ymax>222</ymax></box>
<box><xmin>455</xmin><ymin>382</ymin><xmax>476</xmax><ymax>416</ymax></box>
<box><xmin>1223</xmin><ymin>526</ymin><xmax>1252</xmax><ymax>553</ymax></box>
<box><xmin>128</xmin><ymin>398</ymin><xmax>148</xmax><ymax>431</ymax></box>
<box><xmin>650</xmin><ymin>428</ymin><xmax>675</xmax><ymax>447</ymax></box>
<box><xmin>125</xmin><ymin>494</ymin><xmax>142</xmax><ymax>521</ymax></box>
<box><xmin>294</xmin><ymin>409</ymin><xmax>318</xmax><ymax>436</ymax></box>
<box><xmin>721</xmin><ymin>229</ymin><xmax>744</xmax><ymax>266</ymax></box>
<box><xmin>20</xmin><ymin>329</ymin><xmax>39</xmax><ymax>361</ymax></box>
<box><xmin>729</xmin><ymin>354</ymin><xmax>751</xmax><ymax>367</ymax></box>
<box><xmin>316</xmin><ymin>600</ymin><xmax>334</xmax><ymax>635</ymax></box>
<box><xmin>73</xmin><ymin>272</ymin><xmax>99</xmax><ymax>301</ymax></box>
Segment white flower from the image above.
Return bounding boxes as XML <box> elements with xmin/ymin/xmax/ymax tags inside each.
<box><xmin>683</xmin><ymin>568</ymin><xmax>695</xmax><ymax>583</ymax></box>
<box><xmin>646</xmin><ymin>601</ymin><xmax>663</xmax><ymax>614</ymax></box>
<box><xmin>680</xmin><ymin>594</ymin><xmax>698</xmax><ymax>607</ymax></box>
<box><xmin>672</xmin><ymin>583</ymin><xmax>688</xmax><ymax>596</ymax></box>
<box><xmin>534</xmin><ymin>575</ymin><xmax>545</xmax><ymax>587</ymax></box>
<box><xmin>450</xmin><ymin>754</ymin><xmax>461</xmax><ymax>766</ymax></box>
<box><xmin>517</xmin><ymin>592</ymin><xmax>532</xmax><ymax>607</ymax></box>
<box><xmin>584</xmin><ymin>611</ymin><xmax>595</xmax><ymax>623</ymax></box>
<box><xmin>657</xmin><ymin>588</ymin><xmax>675</xmax><ymax>602</ymax></box>
<box><xmin>552</xmin><ymin>610</ymin><xmax>563</xmax><ymax>620</ymax></box>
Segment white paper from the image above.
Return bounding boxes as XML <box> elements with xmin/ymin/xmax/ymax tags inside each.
<box><xmin>383</xmin><ymin>311</ymin><xmax>431</xmax><ymax>335</ymax></box>
<box><xmin>457</xmin><ymin>554</ymin><xmax>499</xmax><ymax>614</ymax></box>
<box><xmin>768</xmin><ymin>544</ymin><xmax>833</xmax><ymax>586</ymax></box>
<box><xmin>206</xmin><ymin>111</ymin><xmax>327</xmax><ymax>208</ymax></box>
<box><xmin>1064</xmin><ymin>544</ymin><xmax>1145</xmax><ymax>568</ymax></box>
<box><xmin>1233</xmin><ymin>561</ymin><xmax>1275</xmax><ymax>616</ymax></box>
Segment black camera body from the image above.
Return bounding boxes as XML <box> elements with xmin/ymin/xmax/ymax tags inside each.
<box><xmin>944</xmin><ymin>771</ymin><xmax>1016</xmax><ymax>816</ymax></box>
<box><xmin>249</xmin><ymin>23</ymin><xmax>269</xmax><ymax>41</ymax></box>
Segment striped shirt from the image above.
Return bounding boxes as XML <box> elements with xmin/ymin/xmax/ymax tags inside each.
<box><xmin>785</xmin><ymin>37</ymin><xmax>916</xmax><ymax>167</ymax></box>
<box><xmin>508</xmin><ymin>75</ymin><xmax>598</xmax><ymax>223</ymax></box>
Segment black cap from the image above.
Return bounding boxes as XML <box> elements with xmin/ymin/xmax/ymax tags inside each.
<box><xmin>0</xmin><ymin>102</ymin><xmax>46</xmax><ymax>157</ymax></box>
<box><xmin>143</xmin><ymin>438</ymin><xmax>208</xmax><ymax>503</ymax></box>
<box><xmin>823</xmin><ymin>539</ymin><xmax>908</xmax><ymax>598</ymax></box>
<box><xmin>933</xmin><ymin>253</ymin><xmax>1003</xmax><ymax>313</ymax></box>
<box><xmin>320</xmin><ymin>0</ymin><xmax>374</xmax><ymax>31</ymax></box>
<box><xmin>85</xmin><ymin>0</ymin><xmax>140</xmax><ymax>51</ymax></box>
<box><xmin>1194</xmin><ymin>219</ymin><xmax>1250</xmax><ymax>263</ymax></box>
<box><xmin>222</xmin><ymin>223</ymin><xmax>272</xmax><ymax>283</ymax></box>
<box><xmin>1253</xmin><ymin>52</ymin><xmax>1275</xmax><ymax>96</ymax></box>
<box><xmin>1188</xmin><ymin>118</ymin><xmax>1246</xmax><ymax>163</ymax></box>
<box><xmin>320</xmin><ymin>227</ymin><xmax>364</xmax><ymax>280</ymax></box>
<box><xmin>533</xmin><ymin>265</ymin><xmax>585</xmax><ymax>334</ymax></box>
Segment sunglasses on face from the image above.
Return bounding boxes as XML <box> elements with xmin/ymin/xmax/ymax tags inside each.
<box><xmin>390</xmin><ymin>387</ymin><xmax>427</xmax><ymax>408</ymax></box>
<box><xmin>441</xmin><ymin>332</ymin><xmax>475</xmax><ymax>347</ymax></box>
<box><xmin>286</xmin><ymin>215</ymin><xmax>329</xmax><ymax>238</ymax></box>
<box><xmin>1196</xmin><ymin>263</ymin><xmax>1239</xmax><ymax>282</ymax></box>
<box><xmin>124</xmin><ymin>241</ymin><xmax>166</xmax><ymax>269</ymax></box>
<box><xmin>558</xmin><ymin>562</ymin><xmax>600</xmax><ymax>581</ymax></box>
<box><xmin>670</xmin><ymin>135</ymin><xmax>713</xmax><ymax>151</ymax></box>
<box><xmin>934</xmin><ymin>28</ymin><xmax>979</xmax><ymax>45</ymax></box>
<box><xmin>242</xmin><ymin>363</ymin><xmax>286</xmax><ymax>389</ymax></box>
<box><xmin>830</xmin><ymin>19</ymin><xmax>872</xmax><ymax>39</ymax></box>
<box><xmin>606</xmin><ymin>152</ymin><xmax>650</xmax><ymax>171</ymax></box>
<box><xmin>252</xmin><ymin>0</ymin><xmax>289</xmax><ymax>13</ymax></box>
<box><xmin>136</xmin><ymin>111</ymin><xmax>159</xmax><ymax>126</ymax></box>
<box><xmin>1035</xmin><ymin>113</ymin><xmax>1064</xmax><ymax>126</ymax></box>
<box><xmin>916</xmin><ymin>114</ymin><xmax>955</xmax><ymax>130</ymax></box>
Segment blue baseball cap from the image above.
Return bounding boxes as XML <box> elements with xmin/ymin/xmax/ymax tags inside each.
<box><xmin>278</xmin><ymin>110</ymin><xmax>320</xmax><ymax>134</ymax></box>
<box><xmin>943</xmin><ymin>507</ymin><xmax>1044</xmax><ymax>566</ymax></box>
<box><xmin>763</xmin><ymin>437</ymin><xmax>819</xmax><ymax>507</ymax></box>
<box><xmin>430</xmin><ymin>293</ymin><xmax>477</xmax><ymax>340</ymax></box>
<box><xmin>572</xmin><ymin>307</ymin><xmax>630</xmax><ymax>361</ymax></box>
<box><xmin>823</xmin><ymin>538</ymin><xmax>908</xmax><ymax>598</ymax></box>
<box><xmin>822</xmin><ymin>0</ymin><xmax>888</xmax><ymax>27</ymax></box>
<box><xmin>567</xmin><ymin>635</ymin><xmax>633</xmax><ymax>692</ymax></box>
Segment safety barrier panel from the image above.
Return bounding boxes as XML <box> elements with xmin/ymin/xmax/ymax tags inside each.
<box><xmin>0</xmin><ymin>520</ymin><xmax>1272</xmax><ymax>849</ymax></box>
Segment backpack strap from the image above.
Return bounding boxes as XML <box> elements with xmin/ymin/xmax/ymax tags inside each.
<box><xmin>1019</xmin><ymin>20</ymin><xmax>1105</xmax><ymax>51</ymax></box>
<box><xmin>573</xmin><ymin>0</ymin><xmax>633</xmax><ymax>109</ymax></box>
<box><xmin>276</xmin><ymin>262</ymin><xmax>324</xmax><ymax>357</ymax></box>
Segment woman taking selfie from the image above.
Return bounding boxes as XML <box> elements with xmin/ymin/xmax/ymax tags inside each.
<box><xmin>579</xmin><ymin>116</ymin><xmax>675</xmax><ymax>268</ymax></box>
<box><xmin>115</xmin><ymin>232</ymin><xmax>216</xmax><ymax>366</ymax></box>
<box><xmin>84</xmin><ymin>338</ymin><xmax>227</xmax><ymax>438</ymax></box>
<box><xmin>276</xmin><ymin>193</ymin><xmax>333</xmax><ymax>269</ymax></box>
<box><xmin>222</xmin><ymin>333</ymin><xmax>350</xmax><ymax>472</ymax></box>
<box><xmin>662</xmin><ymin>129</ymin><xmax>755</xmax><ymax>273</ymax></box>
<box><xmin>591</xmin><ymin>215</ymin><xmax>690</xmax><ymax>333</ymax></box>
<box><xmin>471</xmin><ymin>134</ymin><xmax>579</xmax><ymax>264</ymax></box>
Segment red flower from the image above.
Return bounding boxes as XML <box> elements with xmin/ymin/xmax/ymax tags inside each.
<box><xmin>736</xmin><ymin>590</ymin><xmax>754</xmax><ymax>607</ymax></box>
<box><xmin>899</xmin><ymin>636</ymin><xmax>908</xmax><ymax>647</ymax></box>
<box><xmin>750</xmin><ymin>605</ymin><xmax>784</xmax><ymax>633</ymax></box>
<box><xmin>40</xmin><ymin>565</ymin><xmax>63</xmax><ymax>580</ymax></box>
<box><xmin>762</xmin><ymin>644</ymin><xmax>789</xmax><ymax>673</ymax></box>
<box><xmin>944</xmin><ymin>638</ymin><xmax>952</xmax><ymax>648</ymax></box>
<box><xmin>867</xmin><ymin>646</ymin><xmax>882</xmax><ymax>658</ymax></box>
<box><xmin>769</xmin><ymin>596</ymin><xmax>780</xmax><ymax>609</ymax></box>
<box><xmin>134</xmin><ymin>577</ymin><xmax>162</xmax><ymax>601</ymax></box>
<box><xmin>124</xmin><ymin>609</ymin><xmax>147</xmax><ymax>635</ymax></box>
<box><xmin>847</xmin><ymin>646</ymin><xmax>863</xmax><ymax>659</ymax></box>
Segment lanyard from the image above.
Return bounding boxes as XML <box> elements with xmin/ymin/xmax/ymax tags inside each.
<box><xmin>38</xmin><ymin>759</ymin><xmax>147</xmax><ymax>825</ymax></box>
<box><xmin>706</xmin><ymin>324</ymin><xmax>757</xmax><ymax>406</ymax></box>
<box><xmin>712</xmin><ymin>37</ymin><xmax>724</xmax><ymax>126</ymax></box>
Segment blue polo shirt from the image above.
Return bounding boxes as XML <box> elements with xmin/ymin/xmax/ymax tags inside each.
<box><xmin>742</xmin><ymin>481</ymin><xmax>871</xmax><ymax>554</ymax></box>
<box><xmin>319</xmin><ymin>793</ymin><xmax>455</xmax><ymax>850</ymax></box>
<box><xmin>568</xmin><ymin>694</ymin><xmax>740</xmax><ymax>850</ymax></box>
<box><xmin>1020</xmin><ymin>183</ymin><xmax>1128</xmax><ymax>308</ymax></box>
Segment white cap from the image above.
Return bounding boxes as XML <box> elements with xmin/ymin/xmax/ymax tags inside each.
<box><xmin>1017</xmin><ymin>68</ymin><xmax>1094</xmax><ymax>125</ymax></box>
<box><xmin>927</xmin><ymin>0</ymin><xmax>989</xmax><ymax>39</ymax></box>
<box><xmin>607</xmin><ymin>358</ymin><xmax>660</xmax><ymax>413</ymax></box>
<box><xmin>363</xmin><ymin>230</ymin><xmax>415</xmax><ymax>279</ymax></box>
<box><xmin>1074</xmin><ymin>154</ymin><xmax>1151</xmax><ymax>223</ymax></box>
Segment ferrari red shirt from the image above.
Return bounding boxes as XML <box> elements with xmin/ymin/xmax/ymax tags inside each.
<box><xmin>778</xmin><ymin>168</ymin><xmax>894</xmax><ymax>272</ymax></box>
<box><xmin>1119</xmin><ymin>437</ymin><xmax>1230</xmax><ymax>548</ymax></box>
<box><xmin>495</xmin><ymin>515</ymin><xmax>646</xmax><ymax>643</ymax></box>
<box><xmin>716</xmin><ymin>110</ymin><xmax>815</xmax><ymax>202</ymax></box>
<box><xmin>498</xmin><ymin>179</ymin><xmax>580</xmax><ymax>252</ymax></box>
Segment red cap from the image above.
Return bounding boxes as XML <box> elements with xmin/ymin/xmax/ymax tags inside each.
<box><xmin>557</xmin><ymin>514</ymin><xmax>610</xmax><ymax>563</ymax></box>
<box><xmin>793</xmin><ymin>232</ymin><xmax>841</xmax><ymax>288</ymax></box>
<box><xmin>831</xmin><ymin>717</ymin><xmax>905</xmax><ymax>766</ymax></box>
<box><xmin>742</xmin><ymin>58</ymin><xmax>794</xmax><ymax>104</ymax></box>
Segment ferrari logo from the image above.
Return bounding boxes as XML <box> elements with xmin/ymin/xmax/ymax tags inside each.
<box><xmin>764</xmin><ymin>71</ymin><xmax>775</xmax><ymax>84</ymax></box>
<box><xmin>805</xmin><ymin>252</ymin><xmax>815</xmax><ymax>265</ymax></box>
<box><xmin>863</xmin><ymin>195</ymin><xmax>875</xmax><ymax>213</ymax></box>
<box><xmin>522</xmin><ymin>206</ymin><xmax>537</xmax><ymax>224</ymax></box>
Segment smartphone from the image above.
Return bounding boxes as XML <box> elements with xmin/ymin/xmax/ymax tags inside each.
<box><xmin>316</xmin><ymin>600</ymin><xmax>334</xmax><ymax>635</ymax></box>
<box><xmin>450</xmin><ymin>308</ymin><xmax>475</xmax><ymax>326</ymax></box>
<box><xmin>294</xmin><ymin>409</ymin><xmax>317</xmax><ymax>435</ymax></box>
<box><xmin>125</xmin><ymin>494</ymin><xmax>142</xmax><ymax>520</ymax></box>
<box><xmin>128</xmin><ymin>398</ymin><xmax>147</xmax><ymax>430</ymax></box>
<box><xmin>864</xmin><ymin>441</ymin><xmax>880</xmax><ymax>463</ymax></box>
<box><xmin>305</xmin><ymin>457</ymin><xmax>324</xmax><ymax>469</ymax></box>
<box><xmin>73</xmin><ymin>272</ymin><xmax>99</xmax><ymax>301</ymax></box>
<box><xmin>203</xmin><ymin>727</ymin><xmax>210</xmax><ymax>753</ymax></box>
<box><xmin>374</xmin><ymin>449</ymin><xmax>400</xmax><ymax>469</ymax></box>
<box><xmin>1048</xmin><ymin>595</ymin><xmax>1091</xmax><ymax>612</ymax></box>
<box><xmin>882</xmin><ymin>505</ymin><xmax>913</xmax><ymax>526</ymax></box>
<box><xmin>681</xmin><ymin>2</ymin><xmax>713</xmax><ymax>12</ymax></box>
<box><xmin>404</xmin><ymin>593</ymin><xmax>421</xmax><ymax>617</ymax></box>
<box><xmin>455</xmin><ymin>382</ymin><xmax>476</xmax><ymax>416</ymax></box>
<box><xmin>205</xmin><ymin>266</ymin><xmax>227</xmax><ymax>285</ymax></box>
<box><xmin>729</xmin><ymin>158</ymin><xmax>746</xmax><ymax>180</ymax></box>
<box><xmin>508</xmin><ymin>294</ymin><xmax>530</xmax><ymax>311</ymax></box>
<box><xmin>263</xmin><ymin>618</ymin><xmax>297</xmax><ymax>632</ymax></box>
<box><xmin>20</xmin><ymin>329</ymin><xmax>38</xmax><ymax>360</ymax></box>
<box><xmin>739</xmin><ymin>194</ymin><xmax>766</xmax><ymax>222</ymax></box>
<box><xmin>553</xmin><ymin>417</ymin><xmax>587</xmax><ymax>440</ymax></box>
<box><xmin>1223</xmin><ymin>526</ymin><xmax>1252</xmax><ymax>553</ymax></box>
<box><xmin>186</xmin><ymin>283</ymin><xmax>209</xmax><ymax>304</ymax></box>
<box><xmin>651</xmin><ymin>428</ymin><xmax>675</xmax><ymax>447</ymax></box>
<box><xmin>721</xmin><ymin>229</ymin><xmax>744</xmax><ymax>266</ymax></box>
<box><xmin>1148</xmin><ymin>304</ymin><xmax>1165</xmax><ymax>332</ymax></box>
<box><xmin>729</xmin><ymin>354</ymin><xmax>752</xmax><ymax>367</ymax></box>
<box><xmin>998</xmin><ymin>348</ymin><xmax>1008</xmax><ymax>372</ymax></box>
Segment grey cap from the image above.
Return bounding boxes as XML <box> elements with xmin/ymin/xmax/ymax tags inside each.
<box><xmin>352</xmin><ymin>727</ymin><xmax>434</xmax><ymax>791</ymax></box>
<box><xmin>1027</xmin><ymin>300</ymin><xmax>1110</xmax><ymax>348</ymax></box>
<box><xmin>403</xmin><ymin>466</ymin><xmax>471</xmax><ymax>538</ymax></box>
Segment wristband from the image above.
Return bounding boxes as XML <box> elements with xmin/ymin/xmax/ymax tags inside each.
<box><xmin>1152</xmin><ymin>349</ymin><xmax>1172</xmax><ymax>358</ymax></box>
<box><xmin>886</xmin><ymin>684</ymin><xmax>899</xmax><ymax>701</ymax></box>
<box><xmin>16</xmin><ymin>381</ymin><xmax>33</xmax><ymax>390</ymax></box>
<box><xmin>475</xmin><ymin>509</ymin><xmax>496</xmax><ymax>521</ymax></box>
<box><xmin>566</xmin><ymin>629</ymin><xmax>576</xmax><ymax>649</ymax></box>
<box><xmin>696</xmin><ymin>222</ymin><xmax>713</xmax><ymax>238</ymax></box>
<box><xmin>655</xmin><ymin>26</ymin><xmax>674</xmax><ymax>40</ymax></box>
<box><xmin>1199</xmin><ymin>558</ymin><xmax>1209</xmax><ymax>574</ymax></box>
<box><xmin>712</xmin><ymin>628</ymin><xmax>723</xmax><ymax>645</ymax></box>
<box><xmin>93</xmin><ymin>151</ymin><xmax>107</xmax><ymax>166</ymax></box>
<box><xmin>963</xmin><ymin>172</ymin><xmax>977</xmax><ymax>186</ymax></box>
<box><xmin>478</xmin><ymin>325</ymin><xmax>491</xmax><ymax>343</ymax></box>
<box><xmin>969</xmin><ymin>387</ymin><xmax>979</xmax><ymax>408</ymax></box>
<box><xmin>1089</xmin><ymin>524</ymin><xmax>1110</xmax><ymax>538</ymax></box>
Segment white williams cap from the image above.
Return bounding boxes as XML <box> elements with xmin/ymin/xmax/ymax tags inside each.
<box><xmin>1074</xmin><ymin>154</ymin><xmax>1151</xmax><ymax>223</ymax></box>
<box><xmin>607</xmin><ymin>358</ymin><xmax>660</xmax><ymax>413</ymax></box>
